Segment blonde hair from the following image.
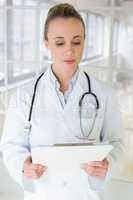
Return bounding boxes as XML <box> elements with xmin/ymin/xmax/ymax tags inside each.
<box><xmin>44</xmin><ymin>3</ymin><xmax>85</xmax><ymax>40</ymax></box>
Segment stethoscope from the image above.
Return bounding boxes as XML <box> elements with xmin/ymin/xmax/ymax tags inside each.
<box><xmin>27</xmin><ymin>70</ymin><xmax>99</xmax><ymax>141</ymax></box>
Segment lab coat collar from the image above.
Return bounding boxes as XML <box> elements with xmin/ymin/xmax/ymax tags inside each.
<box><xmin>49</xmin><ymin>65</ymin><xmax>79</xmax><ymax>91</ymax></box>
<box><xmin>44</xmin><ymin>66</ymin><xmax>85</xmax><ymax>113</ymax></box>
<box><xmin>62</xmin><ymin>69</ymin><xmax>85</xmax><ymax>113</ymax></box>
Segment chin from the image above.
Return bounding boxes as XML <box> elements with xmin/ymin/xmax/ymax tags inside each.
<box><xmin>63</xmin><ymin>62</ymin><xmax>77</xmax><ymax>68</ymax></box>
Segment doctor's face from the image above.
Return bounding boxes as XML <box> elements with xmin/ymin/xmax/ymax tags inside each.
<box><xmin>44</xmin><ymin>17</ymin><xmax>85</xmax><ymax>72</ymax></box>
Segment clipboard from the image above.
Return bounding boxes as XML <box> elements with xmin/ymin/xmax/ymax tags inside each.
<box><xmin>31</xmin><ymin>143</ymin><xmax>113</xmax><ymax>173</ymax></box>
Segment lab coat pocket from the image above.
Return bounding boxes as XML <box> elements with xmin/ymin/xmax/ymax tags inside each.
<box><xmin>30</xmin><ymin>109</ymin><xmax>59</xmax><ymax>146</ymax></box>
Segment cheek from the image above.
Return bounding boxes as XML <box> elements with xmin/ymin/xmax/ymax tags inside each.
<box><xmin>76</xmin><ymin>47</ymin><xmax>84</xmax><ymax>59</ymax></box>
<box><xmin>50</xmin><ymin>48</ymin><xmax>61</xmax><ymax>59</ymax></box>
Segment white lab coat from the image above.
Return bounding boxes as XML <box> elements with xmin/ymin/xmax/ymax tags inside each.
<box><xmin>0</xmin><ymin>66</ymin><xmax>124</xmax><ymax>200</ymax></box>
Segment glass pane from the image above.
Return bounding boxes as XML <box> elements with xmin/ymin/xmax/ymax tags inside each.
<box><xmin>40</xmin><ymin>8</ymin><xmax>51</xmax><ymax>61</ymax></box>
<box><xmin>24</xmin><ymin>0</ymin><xmax>37</xmax><ymax>6</ymax></box>
<box><xmin>87</xmin><ymin>14</ymin><xmax>104</xmax><ymax>58</ymax></box>
<box><xmin>113</xmin><ymin>21</ymin><xmax>119</xmax><ymax>52</ymax></box>
<box><xmin>6</xmin><ymin>8</ymin><xmax>38</xmax><ymax>82</ymax></box>
<box><xmin>0</xmin><ymin>9</ymin><xmax>4</xmax><ymax>87</ymax></box>
<box><xmin>13</xmin><ymin>0</ymin><xmax>22</xmax><ymax>5</ymax></box>
<box><xmin>80</xmin><ymin>12</ymin><xmax>87</xmax><ymax>60</ymax></box>
<box><xmin>0</xmin><ymin>63</ymin><xmax>4</xmax><ymax>87</ymax></box>
<box><xmin>23</xmin><ymin>9</ymin><xmax>37</xmax><ymax>61</ymax></box>
<box><xmin>118</xmin><ymin>21</ymin><xmax>133</xmax><ymax>69</ymax></box>
<box><xmin>11</xmin><ymin>9</ymin><xmax>37</xmax><ymax>62</ymax></box>
<box><xmin>8</xmin><ymin>62</ymin><xmax>36</xmax><ymax>84</ymax></box>
<box><xmin>96</xmin><ymin>16</ymin><xmax>104</xmax><ymax>55</ymax></box>
<box><xmin>0</xmin><ymin>10</ymin><xmax>4</xmax><ymax>61</ymax></box>
<box><xmin>12</xmin><ymin>0</ymin><xmax>37</xmax><ymax>6</ymax></box>
<box><xmin>0</xmin><ymin>0</ymin><xmax>5</xmax><ymax>6</ymax></box>
<box><xmin>87</xmin><ymin>14</ymin><xmax>97</xmax><ymax>58</ymax></box>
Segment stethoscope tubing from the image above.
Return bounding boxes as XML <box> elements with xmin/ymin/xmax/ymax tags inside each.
<box><xmin>28</xmin><ymin>70</ymin><xmax>100</xmax><ymax>140</ymax></box>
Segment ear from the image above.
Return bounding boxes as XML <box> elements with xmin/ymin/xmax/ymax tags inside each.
<box><xmin>44</xmin><ymin>39</ymin><xmax>49</xmax><ymax>49</ymax></box>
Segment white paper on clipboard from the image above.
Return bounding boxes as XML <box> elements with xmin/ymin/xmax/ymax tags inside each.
<box><xmin>31</xmin><ymin>144</ymin><xmax>113</xmax><ymax>175</ymax></box>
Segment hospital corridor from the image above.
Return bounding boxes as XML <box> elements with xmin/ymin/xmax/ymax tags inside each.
<box><xmin>0</xmin><ymin>0</ymin><xmax>133</xmax><ymax>200</ymax></box>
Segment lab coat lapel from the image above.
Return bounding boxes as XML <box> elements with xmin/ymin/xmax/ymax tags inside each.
<box><xmin>46</xmin><ymin>68</ymin><xmax>84</xmax><ymax>114</ymax></box>
<box><xmin>52</xmin><ymin>70</ymin><xmax>85</xmax><ymax>142</ymax></box>
<box><xmin>43</xmin><ymin>69</ymin><xmax>64</xmax><ymax>112</ymax></box>
<box><xmin>56</xmin><ymin>71</ymin><xmax>86</xmax><ymax>142</ymax></box>
<box><xmin>63</xmin><ymin>70</ymin><xmax>84</xmax><ymax>114</ymax></box>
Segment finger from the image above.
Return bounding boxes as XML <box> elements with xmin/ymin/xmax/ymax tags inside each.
<box><xmin>87</xmin><ymin>161</ymin><xmax>103</xmax><ymax>167</ymax></box>
<box><xmin>88</xmin><ymin>161</ymin><xmax>108</xmax><ymax>169</ymax></box>
<box><xmin>80</xmin><ymin>163</ymin><xmax>88</xmax><ymax>169</ymax></box>
<box><xmin>84</xmin><ymin>165</ymin><xmax>96</xmax><ymax>175</ymax></box>
<box><xmin>86</xmin><ymin>166</ymin><xmax>107</xmax><ymax>177</ymax></box>
<box><xmin>36</xmin><ymin>167</ymin><xmax>47</xmax><ymax>177</ymax></box>
<box><xmin>25</xmin><ymin>165</ymin><xmax>47</xmax><ymax>179</ymax></box>
<box><xmin>34</xmin><ymin>165</ymin><xmax>47</xmax><ymax>176</ymax></box>
<box><xmin>25</xmin><ymin>171</ymin><xmax>39</xmax><ymax>179</ymax></box>
<box><xmin>81</xmin><ymin>164</ymin><xmax>105</xmax><ymax>176</ymax></box>
<box><xmin>31</xmin><ymin>168</ymin><xmax>44</xmax><ymax>179</ymax></box>
<box><xmin>33</xmin><ymin>164</ymin><xmax>46</xmax><ymax>172</ymax></box>
<box><xmin>92</xmin><ymin>167</ymin><xmax>107</xmax><ymax>177</ymax></box>
<box><xmin>80</xmin><ymin>164</ymin><xmax>96</xmax><ymax>175</ymax></box>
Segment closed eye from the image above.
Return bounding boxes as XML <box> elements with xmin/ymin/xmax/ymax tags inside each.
<box><xmin>72</xmin><ymin>42</ymin><xmax>81</xmax><ymax>45</ymax></box>
<box><xmin>55</xmin><ymin>42</ymin><xmax>81</xmax><ymax>46</ymax></box>
<box><xmin>56</xmin><ymin>43</ymin><xmax>64</xmax><ymax>46</ymax></box>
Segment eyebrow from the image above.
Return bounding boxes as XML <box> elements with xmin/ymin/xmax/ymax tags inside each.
<box><xmin>54</xmin><ymin>35</ymin><xmax>82</xmax><ymax>40</ymax></box>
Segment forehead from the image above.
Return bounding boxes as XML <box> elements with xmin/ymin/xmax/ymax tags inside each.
<box><xmin>47</xmin><ymin>17</ymin><xmax>84</xmax><ymax>39</ymax></box>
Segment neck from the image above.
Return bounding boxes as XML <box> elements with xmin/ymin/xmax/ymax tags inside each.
<box><xmin>51</xmin><ymin>64</ymin><xmax>78</xmax><ymax>92</ymax></box>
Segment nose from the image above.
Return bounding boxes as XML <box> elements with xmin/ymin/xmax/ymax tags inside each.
<box><xmin>65</xmin><ymin>44</ymin><xmax>74</xmax><ymax>56</ymax></box>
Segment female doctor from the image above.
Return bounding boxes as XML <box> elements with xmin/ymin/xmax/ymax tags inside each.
<box><xmin>0</xmin><ymin>3</ymin><xmax>124</xmax><ymax>200</ymax></box>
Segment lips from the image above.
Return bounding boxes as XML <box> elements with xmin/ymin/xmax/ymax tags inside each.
<box><xmin>64</xmin><ymin>59</ymin><xmax>75</xmax><ymax>64</ymax></box>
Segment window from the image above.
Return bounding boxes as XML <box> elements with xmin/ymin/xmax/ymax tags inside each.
<box><xmin>80</xmin><ymin>12</ymin><xmax>87</xmax><ymax>61</ymax></box>
<box><xmin>113</xmin><ymin>20</ymin><xmax>119</xmax><ymax>53</ymax></box>
<box><xmin>0</xmin><ymin>9</ymin><xmax>5</xmax><ymax>86</ymax></box>
<box><xmin>6</xmin><ymin>8</ymin><xmax>38</xmax><ymax>84</ymax></box>
<box><xmin>0</xmin><ymin>10</ymin><xmax>4</xmax><ymax>61</ymax></box>
<box><xmin>97</xmin><ymin>16</ymin><xmax>104</xmax><ymax>55</ymax></box>
<box><xmin>0</xmin><ymin>0</ymin><xmax>5</xmax><ymax>6</ymax></box>
<box><xmin>40</xmin><ymin>7</ymin><xmax>51</xmax><ymax>62</ymax></box>
<box><xmin>87</xmin><ymin>14</ymin><xmax>104</xmax><ymax>59</ymax></box>
<box><xmin>0</xmin><ymin>1</ymin><xmax>51</xmax><ymax>88</ymax></box>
